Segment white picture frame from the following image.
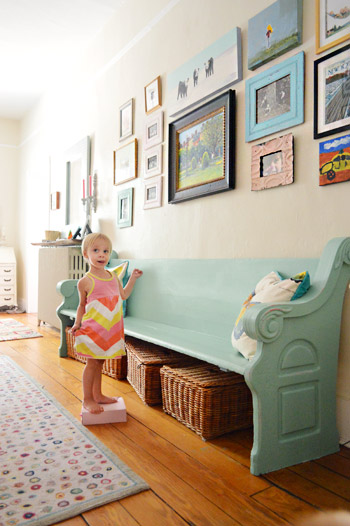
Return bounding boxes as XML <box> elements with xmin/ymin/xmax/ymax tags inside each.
<box><xmin>144</xmin><ymin>111</ymin><xmax>163</xmax><ymax>150</ymax></box>
<box><xmin>119</xmin><ymin>98</ymin><xmax>133</xmax><ymax>141</ymax></box>
<box><xmin>144</xmin><ymin>145</ymin><xmax>162</xmax><ymax>178</ymax></box>
<box><xmin>143</xmin><ymin>175</ymin><xmax>163</xmax><ymax>209</ymax></box>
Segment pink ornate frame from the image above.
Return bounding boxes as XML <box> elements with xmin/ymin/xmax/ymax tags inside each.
<box><xmin>251</xmin><ymin>133</ymin><xmax>294</xmax><ymax>191</ymax></box>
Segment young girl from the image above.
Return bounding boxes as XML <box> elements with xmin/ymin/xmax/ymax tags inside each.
<box><xmin>71</xmin><ymin>233</ymin><xmax>142</xmax><ymax>414</ymax></box>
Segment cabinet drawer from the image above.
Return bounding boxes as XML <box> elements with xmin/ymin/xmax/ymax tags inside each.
<box><xmin>0</xmin><ymin>285</ymin><xmax>15</xmax><ymax>295</ymax></box>
<box><xmin>0</xmin><ymin>275</ymin><xmax>15</xmax><ymax>285</ymax></box>
<box><xmin>0</xmin><ymin>294</ymin><xmax>15</xmax><ymax>306</ymax></box>
<box><xmin>0</xmin><ymin>265</ymin><xmax>15</xmax><ymax>276</ymax></box>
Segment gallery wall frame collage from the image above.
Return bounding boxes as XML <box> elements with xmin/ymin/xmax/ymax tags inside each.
<box><xmin>112</xmin><ymin>0</ymin><xmax>350</xmax><ymax>228</ymax></box>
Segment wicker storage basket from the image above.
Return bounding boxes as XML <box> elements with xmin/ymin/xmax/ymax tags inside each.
<box><xmin>160</xmin><ymin>363</ymin><xmax>253</xmax><ymax>440</ymax></box>
<box><xmin>125</xmin><ymin>336</ymin><xmax>197</xmax><ymax>405</ymax></box>
<box><xmin>65</xmin><ymin>326</ymin><xmax>127</xmax><ymax>380</ymax></box>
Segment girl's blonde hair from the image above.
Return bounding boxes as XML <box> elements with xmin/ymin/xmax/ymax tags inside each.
<box><xmin>82</xmin><ymin>233</ymin><xmax>112</xmax><ymax>258</ymax></box>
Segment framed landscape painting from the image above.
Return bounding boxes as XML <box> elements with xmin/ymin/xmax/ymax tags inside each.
<box><xmin>167</xmin><ymin>27</ymin><xmax>242</xmax><ymax>118</ymax></box>
<box><xmin>314</xmin><ymin>44</ymin><xmax>350</xmax><ymax>139</ymax></box>
<box><xmin>319</xmin><ymin>134</ymin><xmax>350</xmax><ymax>185</ymax></box>
<box><xmin>316</xmin><ymin>0</ymin><xmax>350</xmax><ymax>54</ymax></box>
<box><xmin>245</xmin><ymin>52</ymin><xmax>304</xmax><ymax>142</ymax></box>
<box><xmin>168</xmin><ymin>90</ymin><xmax>235</xmax><ymax>204</ymax></box>
<box><xmin>248</xmin><ymin>0</ymin><xmax>303</xmax><ymax>71</ymax></box>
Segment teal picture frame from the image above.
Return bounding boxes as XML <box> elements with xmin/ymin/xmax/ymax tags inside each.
<box><xmin>245</xmin><ymin>51</ymin><xmax>304</xmax><ymax>142</ymax></box>
<box><xmin>117</xmin><ymin>187</ymin><xmax>133</xmax><ymax>228</ymax></box>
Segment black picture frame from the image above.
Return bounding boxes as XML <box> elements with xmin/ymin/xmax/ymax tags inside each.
<box><xmin>168</xmin><ymin>89</ymin><xmax>235</xmax><ymax>204</ymax></box>
<box><xmin>314</xmin><ymin>43</ymin><xmax>350</xmax><ymax>140</ymax></box>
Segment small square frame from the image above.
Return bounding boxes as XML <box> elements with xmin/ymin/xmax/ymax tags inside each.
<box><xmin>144</xmin><ymin>145</ymin><xmax>162</xmax><ymax>178</ymax></box>
<box><xmin>113</xmin><ymin>138</ymin><xmax>138</xmax><ymax>186</ymax></box>
<box><xmin>316</xmin><ymin>0</ymin><xmax>350</xmax><ymax>54</ymax></box>
<box><xmin>144</xmin><ymin>76</ymin><xmax>161</xmax><ymax>114</ymax></box>
<box><xmin>144</xmin><ymin>110</ymin><xmax>163</xmax><ymax>150</ymax></box>
<box><xmin>144</xmin><ymin>176</ymin><xmax>163</xmax><ymax>209</ymax></box>
<box><xmin>314</xmin><ymin>44</ymin><xmax>350</xmax><ymax>139</ymax></box>
<box><xmin>117</xmin><ymin>187</ymin><xmax>133</xmax><ymax>228</ymax></box>
<box><xmin>119</xmin><ymin>98</ymin><xmax>133</xmax><ymax>141</ymax></box>
<box><xmin>245</xmin><ymin>52</ymin><xmax>304</xmax><ymax>142</ymax></box>
<box><xmin>251</xmin><ymin>133</ymin><xmax>294</xmax><ymax>191</ymax></box>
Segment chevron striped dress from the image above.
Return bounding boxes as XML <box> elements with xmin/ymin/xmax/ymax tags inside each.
<box><xmin>74</xmin><ymin>271</ymin><xmax>126</xmax><ymax>359</ymax></box>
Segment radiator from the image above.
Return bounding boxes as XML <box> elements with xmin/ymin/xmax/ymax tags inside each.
<box><xmin>38</xmin><ymin>247</ymin><xmax>87</xmax><ymax>328</ymax></box>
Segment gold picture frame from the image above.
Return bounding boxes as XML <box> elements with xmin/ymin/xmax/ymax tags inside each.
<box><xmin>113</xmin><ymin>138</ymin><xmax>138</xmax><ymax>186</ymax></box>
<box><xmin>316</xmin><ymin>0</ymin><xmax>350</xmax><ymax>54</ymax></box>
<box><xmin>144</xmin><ymin>76</ymin><xmax>162</xmax><ymax>114</ymax></box>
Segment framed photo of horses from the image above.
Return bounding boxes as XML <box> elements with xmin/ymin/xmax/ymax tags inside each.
<box><xmin>168</xmin><ymin>89</ymin><xmax>235</xmax><ymax>204</ymax></box>
<box><xmin>167</xmin><ymin>27</ymin><xmax>242</xmax><ymax>118</ymax></box>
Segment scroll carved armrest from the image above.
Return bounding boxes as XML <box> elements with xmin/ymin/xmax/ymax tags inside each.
<box><xmin>242</xmin><ymin>303</ymin><xmax>293</xmax><ymax>343</ymax></box>
<box><xmin>56</xmin><ymin>279</ymin><xmax>79</xmax><ymax>311</ymax></box>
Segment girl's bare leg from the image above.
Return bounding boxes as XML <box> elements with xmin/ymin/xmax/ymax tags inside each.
<box><xmin>82</xmin><ymin>359</ymin><xmax>104</xmax><ymax>413</ymax></box>
<box><xmin>92</xmin><ymin>360</ymin><xmax>116</xmax><ymax>404</ymax></box>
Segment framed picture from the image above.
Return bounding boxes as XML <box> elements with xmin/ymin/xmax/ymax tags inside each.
<box><xmin>248</xmin><ymin>0</ymin><xmax>302</xmax><ymax>71</ymax></box>
<box><xmin>119</xmin><ymin>98</ymin><xmax>133</xmax><ymax>141</ymax></box>
<box><xmin>316</xmin><ymin>0</ymin><xmax>350</xmax><ymax>54</ymax></box>
<box><xmin>117</xmin><ymin>187</ymin><xmax>133</xmax><ymax>228</ymax></box>
<box><xmin>144</xmin><ymin>110</ymin><xmax>163</xmax><ymax>150</ymax></box>
<box><xmin>113</xmin><ymin>138</ymin><xmax>138</xmax><ymax>186</ymax></box>
<box><xmin>167</xmin><ymin>27</ymin><xmax>242</xmax><ymax>117</ymax></box>
<box><xmin>251</xmin><ymin>133</ymin><xmax>294</xmax><ymax>191</ymax></box>
<box><xmin>144</xmin><ymin>76</ymin><xmax>161</xmax><ymax>114</ymax></box>
<box><xmin>144</xmin><ymin>145</ymin><xmax>162</xmax><ymax>178</ymax></box>
<box><xmin>319</xmin><ymin>133</ymin><xmax>350</xmax><ymax>185</ymax></box>
<box><xmin>168</xmin><ymin>89</ymin><xmax>235</xmax><ymax>204</ymax></box>
<box><xmin>50</xmin><ymin>191</ymin><xmax>60</xmax><ymax>210</ymax></box>
<box><xmin>144</xmin><ymin>176</ymin><xmax>163</xmax><ymax>209</ymax></box>
<box><xmin>245</xmin><ymin>51</ymin><xmax>304</xmax><ymax>142</ymax></box>
<box><xmin>314</xmin><ymin>44</ymin><xmax>350</xmax><ymax>139</ymax></box>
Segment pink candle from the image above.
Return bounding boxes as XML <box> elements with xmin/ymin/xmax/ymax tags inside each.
<box><xmin>89</xmin><ymin>175</ymin><xmax>92</xmax><ymax>196</ymax></box>
<box><xmin>83</xmin><ymin>179</ymin><xmax>85</xmax><ymax>198</ymax></box>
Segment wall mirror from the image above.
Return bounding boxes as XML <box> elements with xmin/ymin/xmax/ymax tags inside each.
<box><xmin>65</xmin><ymin>136</ymin><xmax>91</xmax><ymax>228</ymax></box>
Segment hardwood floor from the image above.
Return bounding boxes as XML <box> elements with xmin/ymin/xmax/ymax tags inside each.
<box><xmin>1</xmin><ymin>312</ymin><xmax>350</xmax><ymax>526</ymax></box>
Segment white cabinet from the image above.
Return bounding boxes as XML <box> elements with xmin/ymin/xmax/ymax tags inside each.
<box><xmin>38</xmin><ymin>246</ymin><xmax>87</xmax><ymax>328</ymax></box>
<box><xmin>0</xmin><ymin>247</ymin><xmax>17</xmax><ymax>307</ymax></box>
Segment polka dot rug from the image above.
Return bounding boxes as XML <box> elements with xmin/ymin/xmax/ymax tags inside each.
<box><xmin>0</xmin><ymin>356</ymin><xmax>149</xmax><ymax>526</ymax></box>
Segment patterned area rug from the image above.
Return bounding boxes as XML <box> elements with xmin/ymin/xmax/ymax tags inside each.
<box><xmin>0</xmin><ymin>318</ymin><xmax>42</xmax><ymax>341</ymax></box>
<box><xmin>0</xmin><ymin>356</ymin><xmax>149</xmax><ymax>526</ymax></box>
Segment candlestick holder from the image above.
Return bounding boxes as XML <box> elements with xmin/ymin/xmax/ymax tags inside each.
<box><xmin>81</xmin><ymin>172</ymin><xmax>97</xmax><ymax>237</ymax></box>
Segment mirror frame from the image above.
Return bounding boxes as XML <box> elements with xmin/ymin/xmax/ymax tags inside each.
<box><xmin>65</xmin><ymin>136</ymin><xmax>91</xmax><ymax>227</ymax></box>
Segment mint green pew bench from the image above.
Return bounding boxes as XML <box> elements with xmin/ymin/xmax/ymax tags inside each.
<box><xmin>56</xmin><ymin>237</ymin><xmax>350</xmax><ymax>475</ymax></box>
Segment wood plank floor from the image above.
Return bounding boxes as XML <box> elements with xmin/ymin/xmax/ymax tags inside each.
<box><xmin>1</xmin><ymin>312</ymin><xmax>349</xmax><ymax>526</ymax></box>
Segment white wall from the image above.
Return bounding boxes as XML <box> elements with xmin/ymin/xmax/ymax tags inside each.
<box><xmin>17</xmin><ymin>0</ymin><xmax>350</xmax><ymax>440</ymax></box>
<box><xmin>0</xmin><ymin>118</ymin><xmax>19</xmax><ymax>253</ymax></box>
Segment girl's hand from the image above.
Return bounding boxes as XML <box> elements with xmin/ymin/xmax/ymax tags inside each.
<box><xmin>71</xmin><ymin>323</ymin><xmax>80</xmax><ymax>335</ymax></box>
<box><xmin>132</xmin><ymin>269</ymin><xmax>143</xmax><ymax>280</ymax></box>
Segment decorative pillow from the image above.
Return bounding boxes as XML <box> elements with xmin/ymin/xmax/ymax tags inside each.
<box><xmin>232</xmin><ymin>271</ymin><xmax>310</xmax><ymax>360</ymax></box>
<box><xmin>109</xmin><ymin>261</ymin><xmax>129</xmax><ymax>317</ymax></box>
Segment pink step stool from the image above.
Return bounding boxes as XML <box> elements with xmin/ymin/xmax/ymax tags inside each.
<box><xmin>81</xmin><ymin>397</ymin><xmax>127</xmax><ymax>425</ymax></box>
